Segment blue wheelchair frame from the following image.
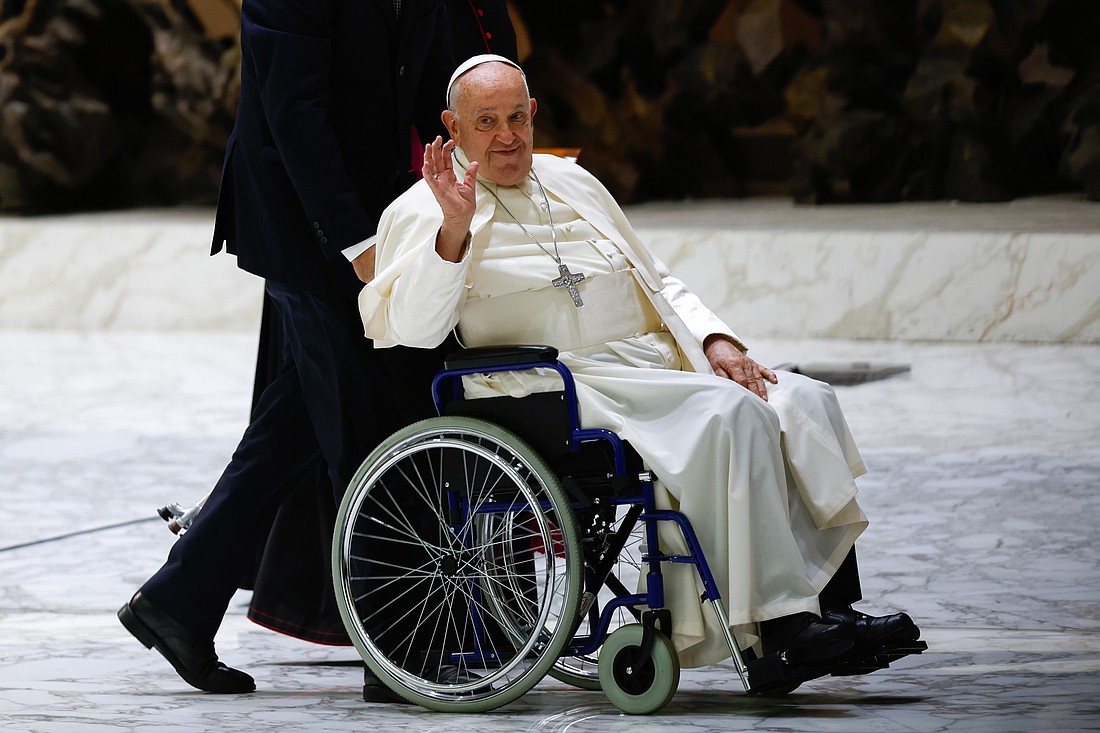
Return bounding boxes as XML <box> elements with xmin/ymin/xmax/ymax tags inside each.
<box><xmin>430</xmin><ymin>346</ymin><xmax>754</xmax><ymax>692</ymax></box>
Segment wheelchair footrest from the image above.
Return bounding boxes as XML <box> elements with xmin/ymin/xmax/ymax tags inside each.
<box><xmin>829</xmin><ymin>638</ymin><xmax>928</xmax><ymax>677</ymax></box>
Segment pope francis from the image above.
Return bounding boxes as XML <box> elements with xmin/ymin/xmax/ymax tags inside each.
<box><xmin>358</xmin><ymin>54</ymin><xmax>920</xmax><ymax>673</ymax></box>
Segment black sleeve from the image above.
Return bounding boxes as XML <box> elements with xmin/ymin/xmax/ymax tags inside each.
<box><xmin>241</xmin><ymin>0</ymin><xmax>376</xmax><ymax>256</ymax></box>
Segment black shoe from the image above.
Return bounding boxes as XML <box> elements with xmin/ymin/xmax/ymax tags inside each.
<box><xmin>118</xmin><ymin>592</ymin><xmax>255</xmax><ymax>694</ymax></box>
<box><xmin>362</xmin><ymin>664</ymin><xmax>487</xmax><ymax>703</ymax></box>
<box><xmin>761</xmin><ymin>611</ymin><xmax>855</xmax><ymax>666</ymax></box>
<box><xmin>362</xmin><ymin>667</ymin><xmax>412</xmax><ymax>704</ymax></box>
<box><xmin>821</xmin><ymin>606</ymin><xmax>920</xmax><ymax>655</ymax></box>
<box><xmin>430</xmin><ymin>664</ymin><xmax>487</xmax><ymax>688</ymax></box>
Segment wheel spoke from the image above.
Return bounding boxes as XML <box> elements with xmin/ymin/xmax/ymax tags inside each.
<box><xmin>334</xmin><ymin>419</ymin><xmax>582</xmax><ymax>712</ymax></box>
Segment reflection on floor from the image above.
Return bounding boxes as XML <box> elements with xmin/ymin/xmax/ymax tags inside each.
<box><xmin>1</xmin><ymin>331</ymin><xmax>1098</xmax><ymax>732</ymax></box>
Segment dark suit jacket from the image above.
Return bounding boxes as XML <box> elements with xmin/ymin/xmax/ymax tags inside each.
<box><xmin>212</xmin><ymin>0</ymin><xmax>454</xmax><ymax>298</ymax></box>
<box><xmin>242</xmin><ymin>0</ymin><xmax>517</xmax><ymax>647</ymax></box>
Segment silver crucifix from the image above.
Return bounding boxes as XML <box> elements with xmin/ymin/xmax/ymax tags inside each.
<box><xmin>552</xmin><ymin>263</ymin><xmax>586</xmax><ymax>308</ymax></box>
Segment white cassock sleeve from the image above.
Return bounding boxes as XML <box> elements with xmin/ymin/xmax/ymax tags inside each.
<box><xmin>660</xmin><ymin>275</ymin><xmax>747</xmax><ymax>353</ymax></box>
<box><xmin>359</xmin><ymin>180</ymin><xmax>470</xmax><ymax>349</ymax></box>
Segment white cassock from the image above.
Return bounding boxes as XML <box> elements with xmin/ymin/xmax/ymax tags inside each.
<box><xmin>361</xmin><ymin>152</ymin><xmax>868</xmax><ymax>667</ymax></box>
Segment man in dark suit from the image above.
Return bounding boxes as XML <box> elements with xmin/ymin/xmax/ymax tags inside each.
<box><xmin>243</xmin><ymin>0</ymin><xmax>521</xmax><ymax>650</ymax></box>
<box><xmin>117</xmin><ymin>0</ymin><xmax>456</xmax><ymax>695</ymax></box>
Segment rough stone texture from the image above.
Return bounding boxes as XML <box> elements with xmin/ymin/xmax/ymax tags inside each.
<box><xmin>512</xmin><ymin>0</ymin><xmax>814</xmax><ymax>203</ymax></box>
<box><xmin>0</xmin><ymin>0</ymin><xmax>238</xmax><ymax>212</ymax></box>
<box><xmin>0</xmin><ymin>0</ymin><xmax>1097</xmax><ymax>211</ymax></box>
<box><xmin>782</xmin><ymin>0</ymin><xmax>1100</xmax><ymax>203</ymax></box>
<box><xmin>511</xmin><ymin>0</ymin><xmax>1099</xmax><ymax>204</ymax></box>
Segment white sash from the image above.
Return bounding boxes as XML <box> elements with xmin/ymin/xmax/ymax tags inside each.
<box><xmin>458</xmin><ymin>269</ymin><xmax>662</xmax><ymax>351</ymax></box>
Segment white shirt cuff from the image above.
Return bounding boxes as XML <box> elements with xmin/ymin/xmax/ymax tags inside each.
<box><xmin>343</xmin><ymin>235</ymin><xmax>376</xmax><ymax>261</ymax></box>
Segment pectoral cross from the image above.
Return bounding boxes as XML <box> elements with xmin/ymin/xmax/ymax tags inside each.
<box><xmin>552</xmin><ymin>263</ymin><xmax>586</xmax><ymax>308</ymax></box>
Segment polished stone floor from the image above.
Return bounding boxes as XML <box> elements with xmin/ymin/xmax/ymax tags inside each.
<box><xmin>1</xmin><ymin>330</ymin><xmax>1099</xmax><ymax>732</ymax></box>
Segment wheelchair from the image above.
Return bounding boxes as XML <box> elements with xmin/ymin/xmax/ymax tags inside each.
<box><xmin>330</xmin><ymin>345</ymin><xmax>926</xmax><ymax>713</ymax></box>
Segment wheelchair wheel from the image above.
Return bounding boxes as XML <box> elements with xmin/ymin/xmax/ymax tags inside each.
<box><xmin>549</xmin><ymin>507</ymin><xmax>644</xmax><ymax>691</ymax></box>
<box><xmin>598</xmin><ymin>623</ymin><xmax>679</xmax><ymax>714</ymax></box>
<box><xmin>332</xmin><ymin>417</ymin><xmax>583</xmax><ymax>712</ymax></box>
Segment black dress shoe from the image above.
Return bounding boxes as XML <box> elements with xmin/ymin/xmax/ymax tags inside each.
<box><xmin>821</xmin><ymin>606</ymin><xmax>920</xmax><ymax>654</ymax></box>
<box><xmin>118</xmin><ymin>592</ymin><xmax>255</xmax><ymax>693</ymax></box>
<box><xmin>430</xmin><ymin>664</ymin><xmax>487</xmax><ymax>688</ymax></box>
<box><xmin>362</xmin><ymin>664</ymin><xmax>489</xmax><ymax>703</ymax></box>
<box><xmin>362</xmin><ymin>667</ymin><xmax>412</xmax><ymax>704</ymax></box>
<box><xmin>761</xmin><ymin>611</ymin><xmax>855</xmax><ymax>666</ymax></box>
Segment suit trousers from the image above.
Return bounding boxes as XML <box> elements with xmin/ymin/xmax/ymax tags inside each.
<box><xmin>140</xmin><ymin>280</ymin><xmax>397</xmax><ymax>640</ymax></box>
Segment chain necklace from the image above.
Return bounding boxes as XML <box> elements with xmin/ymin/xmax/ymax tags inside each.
<box><xmin>479</xmin><ymin>168</ymin><xmax>586</xmax><ymax>308</ymax></box>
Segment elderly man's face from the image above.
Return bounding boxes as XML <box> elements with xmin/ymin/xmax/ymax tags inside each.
<box><xmin>444</xmin><ymin>64</ymin><xmax>537</xmax><ymax>186</ymax></box>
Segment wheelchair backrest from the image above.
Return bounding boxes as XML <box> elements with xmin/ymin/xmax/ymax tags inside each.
<box><xmin>444</xmin><ymin>390</ymin><xmax>573</xmax><ymax>463</ymax></box>
<box><xmin>433</xmin><ymin>345</ymin><xmax>643</xmax><ymax>500</ymax></box>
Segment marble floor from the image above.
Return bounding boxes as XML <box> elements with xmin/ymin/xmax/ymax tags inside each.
<box><xmin>1</xmin><ymin>330</ymin><xmax>1099</xmax><ymax>732</ymax></box>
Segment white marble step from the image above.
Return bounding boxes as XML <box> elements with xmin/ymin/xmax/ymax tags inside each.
<box><xmin>2</xmin><ymin>196</ymin><xmax>1098</xmax><ymax>342</ymax></box>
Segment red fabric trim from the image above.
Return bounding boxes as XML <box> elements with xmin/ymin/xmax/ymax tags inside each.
<box><xmin>465</xmin><ymin>0</ymin><xmax>493</xmax><ymax>52</ymax></box>
<box><xmin>247</xmin><ymin>606</ymin><xmax>353</xmax><ymax>647</ymax></box>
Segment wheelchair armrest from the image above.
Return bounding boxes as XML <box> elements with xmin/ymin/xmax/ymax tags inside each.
<box><xmin>443</xmin><ymin>345</ymin><xmax>559</xmax><ymax>372</ymax></box>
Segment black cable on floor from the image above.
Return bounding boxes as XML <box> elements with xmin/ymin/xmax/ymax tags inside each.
<box><xmin>0</xmin><ymin>516</ymin><xmax>159</xmax><ymax>553</ymax></box>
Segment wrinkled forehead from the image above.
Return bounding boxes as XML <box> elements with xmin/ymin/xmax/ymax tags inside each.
<box><xmin>456</xmin><ymin>71</ymin><xmax>527</xmax><ymax>115</ymax></box>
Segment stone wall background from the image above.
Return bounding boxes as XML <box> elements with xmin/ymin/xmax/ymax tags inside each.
<box><xmin>0</xmin><ymin>0</ymin><xmax>239</xmax><ymax>212</ymax></box>
<box><xmin>0</xmin><ymin>0</ymin><xmax>1096</xmax><ymax>213</ymax></box>
<box><xmin>515</xmin><ymin>0</ymin><xmax>1100</xmax><ymax>204</ymax></box>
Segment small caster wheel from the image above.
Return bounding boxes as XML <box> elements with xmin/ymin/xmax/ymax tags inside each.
<box><xmin>598</xmin><ymin>623</ymin><xmax>679</xmax><ymax>714</ymax></box>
